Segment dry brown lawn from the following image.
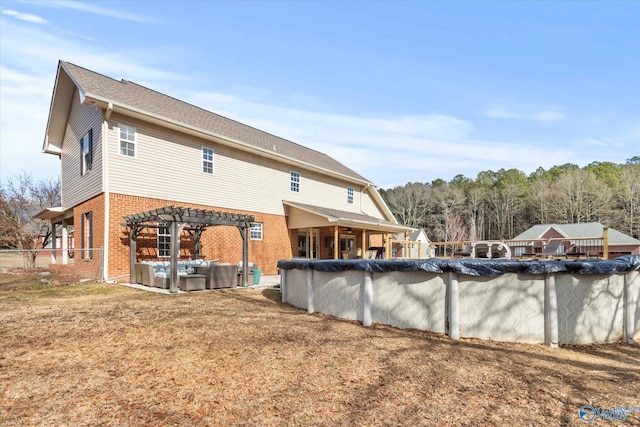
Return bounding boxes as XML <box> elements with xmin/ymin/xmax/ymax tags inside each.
<box><xmin>1</xmin><ymin>273</ymin><xmax>639</xmax><ymax>426</ymax></box>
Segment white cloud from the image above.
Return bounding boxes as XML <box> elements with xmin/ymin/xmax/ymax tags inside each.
<box><xmin>25</xmin><ymin>1</ymin><xmax>151</xmax><ymax>23</ymax></box>
<box><xmin>482</xmin><ymin>107</ymin><xmax>520</xmax><ymax>119</ymax></box>
<box><xmin>532</xmin><ymin>109</ymin><xmax>564</xmax><ymax>122</ymax></box>
<box><xmin>1</xmin><ymin>8</ymin><xmax>48</xmax><ymax>23</ymax></box>
<box><xmin>482</xmin><ymin>104</ymin><xmax>564</xmax><ymax>122</ymax></box>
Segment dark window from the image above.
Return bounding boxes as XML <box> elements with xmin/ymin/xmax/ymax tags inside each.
<box><xmin>80</xmin><ymin>129</ymin><xmax>93</xmax><ymax>175</ymax></box>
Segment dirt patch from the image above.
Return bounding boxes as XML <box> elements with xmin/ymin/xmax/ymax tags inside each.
<box><xmin>1</xmin><ymin>274</ymin><xmax>638</xmax><ymax>426</ymax></box>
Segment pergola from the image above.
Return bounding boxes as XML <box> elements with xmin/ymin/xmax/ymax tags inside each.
<box><xmin>123</xmin><ymin>206</ymin><xmax>255</xmax><ymax>293</ymax></box>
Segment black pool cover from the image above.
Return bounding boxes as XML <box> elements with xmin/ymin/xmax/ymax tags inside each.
<box><xmin>278</xmin><ymin>255</ymin><xmax>640</xmax><ymax>277</ymax></box>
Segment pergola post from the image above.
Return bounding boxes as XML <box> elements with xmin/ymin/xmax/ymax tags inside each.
<box><xmin>385</xmin><ymin>233</ymin><xmax>390</xmax><ymax>259</ymax></box>
<box><xmin>169</xmin><ymin>221</ymin><xmax>180</xmax><ymax>293</ymax></box>
<box><xmin>61</xmin><ymin>220</ymin><xmax>69</xmax><ymax>264</ymax></box>
<box><xmin>242</xmin><ymin>224</ymin><xmax>249</xmax><ymax>286</ymax></box>
<box><xmin>50</xmin><ymin>221</ymin><xmax>57</xmax><ymax>264</ymax></box>
<box><xmin>129</xmin><ymin>226</ymin><xmax>138</xmax><ymax>284</ymax></box>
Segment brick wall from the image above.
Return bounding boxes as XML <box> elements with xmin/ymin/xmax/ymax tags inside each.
<box><xmin>107</xmin><ymin>193</ymin><xmax>292</xmax><ymax>281</ymax></box>
<box><xmin>72</xmin><ymin>194</ymin><xmax>105</xmax><ymax>280</ymax></box>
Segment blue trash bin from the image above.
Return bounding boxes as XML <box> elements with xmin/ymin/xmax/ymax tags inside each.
<box><xmin>251</xmin><ymin>269</ymin><xmax>261</xmax><ymax>285</ymax></box>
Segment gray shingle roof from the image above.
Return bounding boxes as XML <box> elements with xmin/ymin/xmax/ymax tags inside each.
<box><xmin>61</xmin><ymin>61</ymin><xmax>371</xmax><ymax>183</ymax></box>
<box><xmin>514</xmin><ymin>223</ymin><xmax>640</xmax><ymax>245</ymax></box>
<box><xmin>283</xmin><ymin>201</ymin><xmax>411</xmax><ymax>231</ymax></box>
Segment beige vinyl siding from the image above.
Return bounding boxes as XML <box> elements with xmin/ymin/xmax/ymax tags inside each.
<box><xmin>284</xmin><ymin>206</ymin><xmax>332</xmax><ymax>229</ymax></box>
<box><xmin>106</xmin><ymin>114</ymin><xmax>388</xmax><ymax>219</ymax></box>
<box><xmin>360</xmin><ymin>191</ymin><xmax>386</xmax><ymax>219</ymax></box>
<box><xmin>60</xmin><ymin>90</ymin><xmax>103</xmax><ymax>207</ymax></box>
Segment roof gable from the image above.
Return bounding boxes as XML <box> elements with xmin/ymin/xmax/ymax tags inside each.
<box><xmin>514</xmin><ymin>222</ymin><xmax>640</xmax><ymax>245</ymax></box>
<box><xmin>46</xmin><ymin>61</ymin><xmax>370</xmax><ymax>184</ymax></box>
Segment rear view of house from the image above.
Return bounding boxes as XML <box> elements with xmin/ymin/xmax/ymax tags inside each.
<box><xmin>37</xmin><ymin>61</ymin><xmax>411</xmax><ymax>282</ymax></box>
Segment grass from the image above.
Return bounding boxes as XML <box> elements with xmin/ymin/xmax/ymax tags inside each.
<box><xmin>1</xmin><ymin>273</ymin><xmax>639</xmax><ymax>426</ymax></box>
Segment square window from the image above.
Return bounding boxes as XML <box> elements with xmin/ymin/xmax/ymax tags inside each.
<box><xmin>119</xmin><ymin>124</ymin><xmax>136</xmax><ymax>157</ymax></box>
<box><xmin>290</xmin><ymin>171</ymin><xmax>300</xmax><ymax>192</ymax></box>
<box><xmin>250</xmin><ymin>222</ymin><xmax>263</xmax><ymax>240</ymax></box>
<box><xmin>202</xmin><ymin>147</ymin><xmax>214</xmax><ymax>174</ymax></box>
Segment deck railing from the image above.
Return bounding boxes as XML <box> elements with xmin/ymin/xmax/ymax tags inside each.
<box><xmin>392</xmin><ymin>236</ymin><xmax>610</xmax><ymax>260</ymax></box>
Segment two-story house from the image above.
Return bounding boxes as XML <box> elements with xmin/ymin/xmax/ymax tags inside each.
<box><xmin>36</xmin><ymin>61</ymin><xmax>411</xmax><ymax>281</ymax></box>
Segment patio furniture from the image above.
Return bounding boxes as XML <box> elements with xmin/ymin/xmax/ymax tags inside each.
<box><xmin>237</xmin><ymin>262</ymin><xmax>258</xmax><ymax>286</ymax></box>
<box><xmin>197</xmin><ymin>263</ymin><xmax>238</xmax><ymax>289</ymax></box>
<box><xmin>179</xmin><ymin>274</ymin><xmax>207</xmax><ymax>291</ymax></box>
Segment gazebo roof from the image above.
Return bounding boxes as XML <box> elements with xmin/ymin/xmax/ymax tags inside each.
<box><xmin>123</xmin><ymin>206</ymin><xmax>254</xmax><ymax>228</ymax></box>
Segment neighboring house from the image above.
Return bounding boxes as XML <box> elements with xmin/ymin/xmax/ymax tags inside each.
<box><xmin>512</xmin><ymin>223</ymin><xmax>640</xmax><ymax>257</ymax></box>
<box><xmin>36</xmin><ymin>61</ymin><xmax>411</xmax><ymax>281</ymax></box>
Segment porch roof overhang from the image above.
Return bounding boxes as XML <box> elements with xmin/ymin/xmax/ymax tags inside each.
<box><xmin>283</xmin><ymin>201</ymin><xmax>414</xmax><ymax>233</ymax></box>
<box><xmin>33</xmin><ymin>206</ymin><xmax>74</xmax><ymax>222</ymax></box>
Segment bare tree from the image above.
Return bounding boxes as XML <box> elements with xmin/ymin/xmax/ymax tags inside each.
<box><xmin>466</xmin><ymin>187</ymin><xmax>486</xmax><ymax>241</ymax></box>
<box><xmin>548</xmin><ymin>169</ymin><xmax>612</xmax><ymax>224</ymax></box>
<box><xmin>618</xmin><ymin>163</ymin><xmax>640</xmax><ymax>238</ymax></box>
<box><xmin>382</xmin><ymin>183</ymin><xmax>433</xmax><ymax>228</ymax></box>
<box><xmin>0</xmin><ymin>172</ymin><xmax>61</xmax><ymax>268</ymax></box>
<box><xmin>528</xmin><ymin>179</ymin><xmax>554</xmax><ymax>225</ymax></box>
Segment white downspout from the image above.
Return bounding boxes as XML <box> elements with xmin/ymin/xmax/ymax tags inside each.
<box><xmin>102</xmin><ymin>103</ymin><xmax>113</xmax><ymax>281</ymax></box>
<box><xmin>360</xmin><ymin>183</ymin><xmax>371</xmax><ymax>214</ymax></box>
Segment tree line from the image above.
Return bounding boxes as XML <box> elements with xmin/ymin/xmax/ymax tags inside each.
<box><xmin>380</xmin><ymin>157</ymin><xmax>640</xmax><ymax>242</ymax></box>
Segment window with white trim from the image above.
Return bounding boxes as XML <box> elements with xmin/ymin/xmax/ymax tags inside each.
<box><xmin>202</xmin><ymin>147</ymin><xmax>214</xmax><ymax>174</ymax></box>
<box><xmin>80</xmin><ymin>129</ymin><xmax>93</xmax><ymax>175</ymax></box>
<box><xmin>158</xmin><ymin>226</ymin><xmax>170</xmax><ymax>258</ymax></box>
<box><xmin>250</xmin><ymin>222</ymin><xmax>263</xmax><ymax>240</ymax></box>
<box><xmin>290</xmin><ymin>171</ymin><xmax>300</xmax><ymax>192</ymax></box>
<box><xmin>347</xmin><ymin>187</ymin><xmax>354</xmax><ymax>204</ymax></box>
<box><xmin>119</xmin><ymin>124</ymin><xmax>136</xmax><ymax>157</ymax></box>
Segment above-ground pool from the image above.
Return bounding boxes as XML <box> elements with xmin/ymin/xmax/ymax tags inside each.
<box><xmin>278</xmin><ymin>256</ymin><xmax>640</xmax><ymax>346</ymax></box>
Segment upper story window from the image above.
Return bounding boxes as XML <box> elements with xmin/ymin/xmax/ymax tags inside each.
<box><xmin>202</xmin><ymin>147</ymin><xmax>214</xmax><ymax>174</ymax></box>
<box><xmin>290</xmin><ymin>171</ymin><xmax>300</xmax><ymax>192</ymax></box>
<box><xmin>158</xmin><ymin>226</ymin><xmax>170</xmax><ymax>258</ymax></box>
<box><xmin>119</xmin><ymin>124</ymin><xmax>136</xmax><ymax>157</ymax></box>
<box><xmin>80</xmin><ymin>129</ymin><xmax>93</xmax><ymax>175</ymax></box>
<box><xmin>347</xmin><ymin>187</ymin><xmax>354</xmax><ymax>204</ymax></box>
<box><xmin>250</xmin><ymin>222</ymin><xmax>263</xmax><ymax>240</ymax></box>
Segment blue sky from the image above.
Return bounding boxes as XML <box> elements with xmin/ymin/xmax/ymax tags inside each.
<box><xmin>1</xmin><ymin>1</ymin><xmax>638</xmax><ymax>188</ymax></box>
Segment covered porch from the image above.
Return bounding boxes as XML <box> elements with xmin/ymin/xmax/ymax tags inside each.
<box><xmin>33</xmin><ymin>206</ymin><xmax>75</xmax><ymax>266</ymax></box>
<box><xmin>284</xmin><ymin>201</ymin><xmax>414</xmax><ymax>260</ymax></box>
